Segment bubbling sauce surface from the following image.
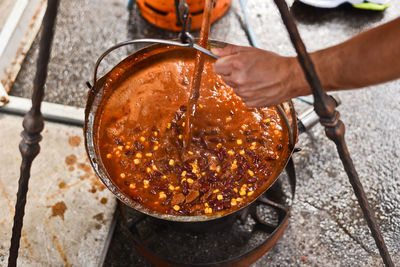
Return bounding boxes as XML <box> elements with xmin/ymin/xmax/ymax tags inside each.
<box><xmin>97</xmin><ymin>52</ymin><xmax>289</xmax><ymax>216</ymax></box>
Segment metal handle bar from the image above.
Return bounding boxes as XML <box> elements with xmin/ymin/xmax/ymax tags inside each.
<box><xmin>298</xmin><ymin>95</ymin><xmax>341</xmax><ymax>134</ymax></box>
<box><xmin>92</xmin><ymin>38</ymin><xmax>218</xmax><ymax>86</ymax></box>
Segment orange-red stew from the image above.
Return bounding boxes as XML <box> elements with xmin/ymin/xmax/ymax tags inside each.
<box><xmin>97</xmin><ymin>52</ymin><xmax>289</xmax><ymax>216</ymax></box>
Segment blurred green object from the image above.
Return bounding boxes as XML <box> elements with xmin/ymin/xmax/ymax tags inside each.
<box><xmin>353</xmin><ymin>1</ymin><xmax>391</xmax><ymax>10</ymax></box>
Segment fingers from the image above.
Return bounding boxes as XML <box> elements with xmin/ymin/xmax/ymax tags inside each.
<box><xmin>232</xmin><ymin>84</ymin><xmax>283</xmax><ymax>107</ymax></box>
<box><xmin>211</xmin><ymin>45</ymin><xmax>289</xmax><ymax>108</ymax></box>
<box><xmin>213</xmin><ymin>52</ymin><xmax>248</xmax><ymax>79</ymax></box>
<box><xmin>213</xmin><ymin>55</ymin><xmax>236</xmax><ymax>76</ymax></box>
<box><xmin>220</xmin><ymin>77</ymin><xmax>282</xmax><ymax>107</ymax></box>
<box><xmin>240</xmin><ymin>91</ymin><xmax>287</xmax><ymax>108</ymax></box>
<box><xmin>218</xmin><ymin>74</ymin><xmax>238</xmax><ymax>88</ymax></box>
<box><xmin>211</xmin><ymin>44</ymin><xmax>250</xmax><ymax>57</ymax></box>
<box><xmin>245</xmin><ymin>99</ymin><xmax>270</xmax><ymax>108</ymax></box>
<box><xmin>239</xmin><ymin>95</ymin><xmax>275</xmax><ymax>108</ymax></box>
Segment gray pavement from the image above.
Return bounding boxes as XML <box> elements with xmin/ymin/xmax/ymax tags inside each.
<box><xmin>8</xmin><ymin>0</ymin><xmax>400</xmax><ymax>266</ymax></box>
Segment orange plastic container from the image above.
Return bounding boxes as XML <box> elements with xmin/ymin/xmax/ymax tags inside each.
<box><xmin>136</xmin><ymin>0</ymin><xmax>231</xmax><ymax>32</ymax></box>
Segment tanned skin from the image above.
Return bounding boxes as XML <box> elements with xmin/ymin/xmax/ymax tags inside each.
<box><xmin>212</xmin><ymin>18</ymin><xmax>400</xmax><ymax>107</ymax></box>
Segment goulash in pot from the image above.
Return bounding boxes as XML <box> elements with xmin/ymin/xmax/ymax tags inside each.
<box><xmin>96</xmin><ymin>48</ymin><xmax>290</xmax><ymax>216</ymax></box>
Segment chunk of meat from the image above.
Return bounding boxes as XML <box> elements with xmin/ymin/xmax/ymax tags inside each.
<box><xmin>189</xmin><ymin>204</ymin><xmax>202</xmax><ymax>214</ymax></box>
<box><xmin>201</xmin><ymin>189</ymin><xmax>213</xmax><ymax>202</ymax></box>
<box><xmin>185</xmin><ymin>190</ymin><xmax>199</xmax><ymax>203</ymax></box>
<box><xmin>171</xmin><ymin>192</ymin><xmax>185</xmax><ymax>205</ymax></box>
<box><xmin>105</xmin><ymin>116</ymin><xmax>128</xmax><ymax>138</ymax></box>
<box><xmin>106</xmin><ymin>125</ymin><xmax>123</xmax><ymax>139</ymax></box>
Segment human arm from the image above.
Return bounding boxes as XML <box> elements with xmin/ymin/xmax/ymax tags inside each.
<box><xmin>212</xmin><ymin>17</ymin><xmax>400</xmax><ymax>107</ymax></box>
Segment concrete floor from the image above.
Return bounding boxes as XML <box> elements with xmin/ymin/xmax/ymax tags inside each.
<box><xmin>7</xmin><ymin>0</ymin><xmax>400</xmax><ymax>266</ymax></box>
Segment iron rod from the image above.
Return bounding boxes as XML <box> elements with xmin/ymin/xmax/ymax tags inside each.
<box><xmin>273</xmin><ymin>0</ymin><xmax>393</xmax><ymax>266</ymax></box>
<box><xmin>8</xmin><ymin>0</ymin><xmax>59</xmax><ymax>266</ymax></box>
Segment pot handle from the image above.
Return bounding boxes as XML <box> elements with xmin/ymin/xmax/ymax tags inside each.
<box><xmin>92</xmin><ymin>39</ymin><xmax>219</xmax><ymax>87</ymax></box>
<box><xmin>297</xmin><ymin>94</ymin><xmax>341</xmax><ymax>134</ymax></box>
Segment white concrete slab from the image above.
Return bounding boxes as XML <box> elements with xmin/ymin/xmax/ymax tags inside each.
<box><xmin>0</xmin><ymin>113</ymin><xmax>116</xmax><ymax>266</ymax></box>
<box><xmin>0</xmin><ymin>0</ymin><xmax>46</xmax><ymax>93</ymax></box>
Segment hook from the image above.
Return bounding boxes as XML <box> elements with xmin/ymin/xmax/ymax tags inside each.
<box><xmin>178</xmin><ymin>0</ymin><xmax>194</xmax><ymax>45</ymax></box>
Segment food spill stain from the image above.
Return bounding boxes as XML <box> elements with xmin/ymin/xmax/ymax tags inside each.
<box><xmin>46</xmin><ymin>180</ymin><xmax>80</xmax><ymax>201</ymax></box>
<box><xmin>52</xmin><ymin>234</ymin><xmax>71</xmax><ymax>267</ymax></box>
<box><xmin>21</xmin><ymin>231</ymin><xmax>34</xmax><ymax>257</ymax></box>
<box><xmin>65</xmin><ymin>153</ymin><xmax>107</xmax><ymax>196</ymax></box>
<box><xmin>65</xmin><ymin>154</ymin><xmax>77</xmax><ymax>165</ymax></box>
<box><xmin>93</xmin><ymin>213</ymin><xmax>104</xmax><ymax>222</ymax></box>
<box><xmin>58</xmin><ymin>182</ymin><xmax>66</xmax><ymax>189</ymax></box>
<box><xmin>77</xmin><ymin>162</ymin><xmax>91</xmax><ymax>173</ymax></box>
<box><xmin>0</xmin><ymin>217</ymin><xmax>7</xmax><ymax>225</ymax></box>
<box><xmin>0</xmin><ymin>178</ymin><xmax>16</xmax><ymax>214</ymax></box>
<box><xmin>92</xmin><ymin>178</ymin><xmax>106</xmax><ymax>191</ymax></box>
<box><xmin>93</xmin><ymin>213</ymin><xmax>106</xmax><ymax>230</ymax></box>
<box><xmin>68</xmin><ymin>136</ymin><xmax>81</xmax><ymax>147</ymax></box>
<box><xmin>76</xmin><ymin>161</ymin><xmax>105</xmax><ymax>191</ymax></box>
<box><xmin>44</xmin><ymin>217</ymin><xmax>71</xmax><ymax>267</ymax></box>
<box><xmin>89</xmin><ymin>186</ymin><xmax>97</xmax><ymax>194</ymax></box>
<box><xmin>51</xmin><ymin>201</ymin><xmax>67</xmax><ymax>220</ymax></box>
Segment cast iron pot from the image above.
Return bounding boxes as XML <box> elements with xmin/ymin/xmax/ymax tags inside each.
<box><xmin>84</xmin><ymin>39</ymin><xmax>298</xmax><ymax>222</ymax></box>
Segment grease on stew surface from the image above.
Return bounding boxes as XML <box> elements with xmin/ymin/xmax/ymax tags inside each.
<box><xmin>97</xmin><ymin>55</ymin><xmax>288</xmax><ymax>216</ymax></box>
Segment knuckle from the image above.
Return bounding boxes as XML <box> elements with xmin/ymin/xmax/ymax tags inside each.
<box><xmin>232</xmin><ymin>74</ymin><xmax>247</xmax><ymax>86</ymax></box>
<box><xmin>231</xmin><ymin>45</ymin><xmax>241</xmax><ymax>54</ymax></box>
<box><xmin>231</xmin><ymin>45</ymin><xmax>248</xmax><ymax>54</ymax></box>
<box><xmin>232</xmin><ymin>59</ymin><xmax>244</xmax><ymax>69</ymax></box>
<box><xmin>213</xmin><ymin>63</ymin><xmax>222</xmax><ymax>73</ymax></box>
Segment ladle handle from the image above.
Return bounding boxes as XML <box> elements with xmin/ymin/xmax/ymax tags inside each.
<box><xmin>92</xmin><ymin>39</ymin><xmax>218</xmax><ymax>87</ymax></box>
